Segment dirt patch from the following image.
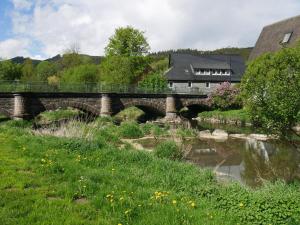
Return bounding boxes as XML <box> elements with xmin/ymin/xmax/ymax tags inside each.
<box><xmin>47</xmin><ymin>196</ymin><xmax>63</xmax><ymax>201</ymax></box>
<box><xmin>74</xmin><ymin>197</ymin><xmax>89</xmax><ymax>205</ymax></box>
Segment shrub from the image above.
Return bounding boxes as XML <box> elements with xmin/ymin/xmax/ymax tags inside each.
<box><xmin>154</xmin><ymin>141</ymin><xmax>183</xmax><ymax>160</ymax></box>
<box><xmin>241</xmin><ymin>46</ymin><xmax>300</xmax><ymax>136</ymax></box>
<box><xmin>141</xmin><ymin>123</ymin><xmax>167</xmax><ymax>136</ymax></box>
<box><xmin>207</xmin><ymin>82</ymin><xmax>242</xmax><ymax>110</ymax></box>
<box><xmin>118</xmin><ymin>121</ymin><xmax>144</xmax><ymax>139</ymax></box>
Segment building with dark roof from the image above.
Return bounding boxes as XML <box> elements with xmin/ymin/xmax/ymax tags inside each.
<box><xmin>249</xmin><ymin>15</ymin><xmax>300</xmax><ymax>61</ymax></box>
<box><xmin>165</xmin><ymin>54</ymin><xmax>246</xmax><ymax>93</ymax></box>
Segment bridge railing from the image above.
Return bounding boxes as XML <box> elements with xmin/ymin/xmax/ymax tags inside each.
<box><xmin>0</xmin><ymin>81</ymin><xmax>208</xmax><ymax>95</ymax></box>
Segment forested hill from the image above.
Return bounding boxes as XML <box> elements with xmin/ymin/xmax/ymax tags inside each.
<box><xmin>8</xmin><ymin>47</ymin><xmax>253</xmax><ymax>65</ymax></box>
<box><xmin>9</xmin><ymin>54</ymin><xmax>103</xmax><ymax>65</ymax></box>
<box><xmin>150</xmin><ymin>47</ymin><xmax>253</xmax><ymax>61</ymax></box>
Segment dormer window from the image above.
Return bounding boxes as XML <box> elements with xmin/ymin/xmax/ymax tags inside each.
<box><xmin>282</xmin><ymin>32</ymin><xmax>292</xmax><ymax>44</ymax></box>
<box><xmin>194</xmin><ymin>69</ymin><xmax>210</xmax><ymax>75</ymax></box>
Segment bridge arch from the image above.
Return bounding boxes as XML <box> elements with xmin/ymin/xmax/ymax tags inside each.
<box><xmin>180</xmin><ymin>99</ymin><xmax>210</xmax><ymax>118</ymax></box>
<box><xmin>0</xmin><ymin>108</ymin><xmax>12</xmax><ymax>119</ymax></box>
<box><xmin>35</xmin><ymin>100</ymin><xmax>99</xmax><ymax>118</ymax></box>
<box><xmin>115</xmin><ymin>99</ymin><xmax>166</xmax><ymax>118</ymax></box>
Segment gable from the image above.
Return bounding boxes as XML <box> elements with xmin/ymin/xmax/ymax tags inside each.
<box><xmin>249</xmin><ymin>15</ymin><xmax>300</xmax><ymax>61</ymax></box>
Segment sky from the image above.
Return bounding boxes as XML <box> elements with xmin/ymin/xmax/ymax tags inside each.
<box><xmin>0</xmin><ymin>0</ymin><xmax>300</xmax><ymax>60</ymax></box>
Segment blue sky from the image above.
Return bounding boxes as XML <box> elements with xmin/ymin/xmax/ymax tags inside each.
<box><xmin>1</xmin><ymin>0</ymin><xmax>300</xmax><ymax>60</ymax></box>
<box><xmin>0</xmin><ymin>0</ymin><xmax>13</xmax><ymax>41</ymax></box>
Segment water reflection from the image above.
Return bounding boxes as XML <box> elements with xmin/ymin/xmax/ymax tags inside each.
<box><xmin>136</xmin><ymin>137</ymin><xmax>300</xmax><ymax>187</ymax></box>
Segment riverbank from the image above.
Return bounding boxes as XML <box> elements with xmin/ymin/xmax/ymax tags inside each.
<box><xmin>197</xmin><ymin>109</ymin><xmax>252</xmax><ymax>126</ymax></box>
<box><xmin>0</xmin><ymin>119</ymin><xmax>300</xmax><ymax>224</ymax></box>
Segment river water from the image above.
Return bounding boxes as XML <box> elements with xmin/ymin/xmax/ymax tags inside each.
<box><xmin>136</xmin><ymin>122</ymin><xmax>300</xmax><ymax>187</ymax></box>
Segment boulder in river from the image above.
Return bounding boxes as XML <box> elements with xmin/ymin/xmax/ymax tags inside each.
<box><xmin>198</xmin><ymin>130</ymin><xmax>213</xmax><ymax>139</ymax></box>
<box><xmin>212</xmin><ymin>129</ymin><xmax>229</xmax><ymax>139</ymax></box>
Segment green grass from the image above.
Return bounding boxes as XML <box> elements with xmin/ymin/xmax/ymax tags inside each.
<box><xmin>35</xmin><ymin>108</ymin><xmax>82</xmax><ymax>124</ymax></box>
<box><xmin>198</xmin><ymin>109</ymin><xmax>251</xmax><ymax>124</ymax></box>
<box><xmin>0</xmin><ymin>120</ymin><xmax>299</xmax><ymax>225</ymax></box>
<box><xmin>114</xmin><ymin>107</ymin><xmax>145</xmax><ymax>122</ymax></box>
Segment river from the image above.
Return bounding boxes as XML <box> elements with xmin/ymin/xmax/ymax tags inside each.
<box><xmin>136</xmin><ymin>121</ymin><xmax>300</xmax><ymax>187</ymax></box>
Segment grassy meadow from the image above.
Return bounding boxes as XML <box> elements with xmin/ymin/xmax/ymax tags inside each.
<box><xmin>0</xmin><ymin>118</ymin><xmax>300</xmax><ymax>225</ymax></box>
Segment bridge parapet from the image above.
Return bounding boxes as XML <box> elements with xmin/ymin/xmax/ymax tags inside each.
<box><xmin>0</xmin><ymin>81</ymin><xmax>210</xmax><ymax>95</ymax></box>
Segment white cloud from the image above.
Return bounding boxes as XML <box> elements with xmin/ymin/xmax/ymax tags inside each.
<box><xmin>6</xmin><ymin>0</ymin><xmax>300</xmax><ymax>58</ymax></box>
<box><xmin>12</xmin><ymin>0</ymin><xmax>32</xmax><ymax>10</ymax></box>
<box><xmin>0</xmin><ymin>38</ymin><xmax>31</xmax><ymax>59</ymax></box>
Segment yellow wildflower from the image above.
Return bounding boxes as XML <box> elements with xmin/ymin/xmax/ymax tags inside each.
<box><xmin>172</xmin><ymin>200</ymin><xmax>177</xmax><ymax>204</ymax></box>
<box><xmin>239</xmin><ymin>202</ymin><xmax>244</xmax><ymax>207</ymax></box>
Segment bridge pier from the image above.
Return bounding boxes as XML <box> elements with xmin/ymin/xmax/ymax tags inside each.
<box><xmin>165</xmin><ymin>95</ymin><xmax>178</xmax><ymax>119</ymax></box>
<box><xmin>100</xmin><ymin>94</ymin><xmax>112</xmax><ymax>117</ymax></box>
<box><xmin>13</xmin><ymin>94</ymin><xmax>30</xmax><ymax>120</ymax></box>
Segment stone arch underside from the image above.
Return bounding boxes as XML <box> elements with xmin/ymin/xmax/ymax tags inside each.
<box><xmin>35</xmin><ymin>100</ymin><xmax>99</xmax><ymax>117</ymax></box>
<box><xmin>0</xmin><ymin>108</ymin><xmax>12</xmax><ymax>118</ymax></box>
<box><xmin>115</xmin><ymin>99</ymin><xmax>166</xmax><ymax>117</ymax></box>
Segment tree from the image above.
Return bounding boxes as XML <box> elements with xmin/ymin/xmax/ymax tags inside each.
<box><xmin>0</xmin><ymin>60</ymin><xmax>22</xmax><ymax>80</ymax></box>
<box><xmin>105</xmin><ymin>26</ymin><xmax>150</xmax><ymax>57</ymax></box>
<box><xmin>100</xmin><ymin>56</ymin><xmax>133</xmax><ymax>85</ymax></box>
<box><xmin>36</xmin><ymin>61</ymin><xmax>57</xmax><ymax>81</ymax></box>
<box><xmin>139</xmin><ymin>72</ymin><xmax>167</xmax><ymax>91</ymax></box>
<box><xmin>100</xmin><ymin>56</ymin><xmax>150</xmax><ymax>85</ymax></box>
<box><xmin>241</xmin><ymin>46</ymin><xmax>300</xmax><ymax>136</ymax></box>
<box><xmin>61</xmin><ymin>64</ymin><xmax>100</xmax><ymax>83</ymax></box>
<box><xmin>21</xmin><ymin>59</ymin><xmax>35</xmax><ymax>81</ymax></box>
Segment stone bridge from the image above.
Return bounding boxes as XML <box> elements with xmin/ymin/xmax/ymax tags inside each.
<box><xmin>0</xmin><ymin>92</ymin><xmax>208</xmax><ymax>120</ymax></box>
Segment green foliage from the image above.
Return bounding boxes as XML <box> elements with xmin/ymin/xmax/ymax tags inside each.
<box><xmin>36</xmin><ymin>61</ymin><xmax>57</xmax><ymax>81</ymax></box>
<box><xmin>114</xmin><ymin>107</ymin><xmax>145</xmax><ymax>122</ymax></box>
<box><xmin>61</xmin><ymin>53</ymin><xmax>84</xmax><ymax>69</ymax></box>
<box><xmin>100</xmin><ymin>56</ymin><xmax>150</xmax><ymax>85</ymax></box>
<box><xmin>141</xmin><ymin>123</ymin><xmax>168</xmax><ymax>137</ymax></box>
<box><xmin>119</xmin><ymin>121</ymin><xmax>144</xmax><ymax>139</ymax></box>
<box><xmin>154</xmin><ymin>141</ymin><xmax>183</xmax><ymax>160</ymax></box>
<box><xmin>0</xmin><ymin>120</ymin><xmax>300</xmax><ymax>224</ymax></box>
<box><xmin>105</xmin><ymin>26</ymin><xmax>150</xmax><ymax>57</ymax></box>
<box><xmin>208</xmin><ymin>82</ymin><xmax>242</xmax><ymax>110</ymax></box>
<box><xmin>0</xmin><ymin>60</ymin><xmax>22</xmax><ymax>80</ymax></box>
<box><xmin>139</xmin><ymin>72</ymin><xmax>167</xmax><ymax>91</ymax></box>
<box><xmin>61</xmin><ymin>64</ymin><xmax>101</xmax><ymax>83</ymax></box>
<box><xmin>241</xmin><ymin>47</ymin><xmax>300</xmax><ymax>136</ymax></box>
<box><xmin>216</xmin><ymin>182</ymin><xmax>300</xmax><ymax>225</ymax></box>
<box><xmin>21</xmin><ymin>59</ymin><xmax>35</xmax><ymax>81</ymax></box>
<box><xmin>198</xmin><ymin>109</ymin><xmax>251</xmax><ymax>124</ymax></box>
<box><xmin>149</xmin><ymin>57</ymin><xmax>169</xmax><ymax>72</ymax></box>
<box><xmin>35</xmin><ymin>109</ymin><xmax>82</xmax><ymax>124</ymax></box>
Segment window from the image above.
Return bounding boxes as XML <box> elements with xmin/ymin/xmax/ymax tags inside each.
<box><xmin>206</xmin><ymin>82</ymin><xmax>210</xmax><ymax>88</ymax></box>
<box><xmin>188</xmin><ymin>82</ymin><xmax>192</xmax><ymax>88</ymax></box>
<box><xmin>282</xmin><ymin>32</ymin><xmax>292</xmax><ymax>44</ymax></box>
<box><xmin>168</xmin><ymin>82</ymin><xmax>173</xmax><ymax>88</ymax></box>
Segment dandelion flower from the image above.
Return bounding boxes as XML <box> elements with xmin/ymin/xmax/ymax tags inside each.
<box><xmin>239</xmin><ymin>202</ymin><xmax>244</xmax><ymax>207</ymax></box>
<box><xmin>172</xmin><ymin>200</ymin><xmax>177</xmax><ymax>204</ymax></box>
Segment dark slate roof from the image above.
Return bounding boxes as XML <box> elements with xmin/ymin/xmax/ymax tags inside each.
<box><xmin>165</xmin><ymin>54</ymin><xmax>246</xmax><ymax>82</ymax></box>
<box><xmin>249</xmin><ymin>15</ymin><xmax>300</xmax><ymax>61</ymax></box>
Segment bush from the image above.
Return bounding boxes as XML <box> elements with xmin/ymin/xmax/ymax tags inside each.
<box><xmin>241</xmin><ymin>46</ymin><xmax>300</xmax><ymax>136</ymax></box>
<box><xmin>119</xmin><ymin>121</ymin><xmax>144</xmax><ymax>139</ymax></box>
<box><xmin>154</xmin><ymin>141</ymin><xmax>183</xmax><ymax>160</ymax></box>
<box><xmin>141</xmin><ymin>123</ymin><xmax>167</xmax><ymax>137</ymax></box>
<box><xmin>207</xmin><ymin>82</ymin><xmax>242</xmax><ymax>110</ymax></box>
<box><xmin>138</xmin><ymin>72</ymin><xmax>167</xmax><ymax>91</ymax></box>
<box><xmin>61</xmin><ymin>64</ymin><xmax>100</xmax><ymax>83</ymax></box>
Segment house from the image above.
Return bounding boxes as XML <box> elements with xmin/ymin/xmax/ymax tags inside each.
<box><xmin>249</xmin><ymin>15</ymin><xmax>300</xmax><ymax>61</ymax></box>
<box><xmin>165</xmin><ymin>53</ymin><xmax>246</xmax><ymax>93</ymax></box>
